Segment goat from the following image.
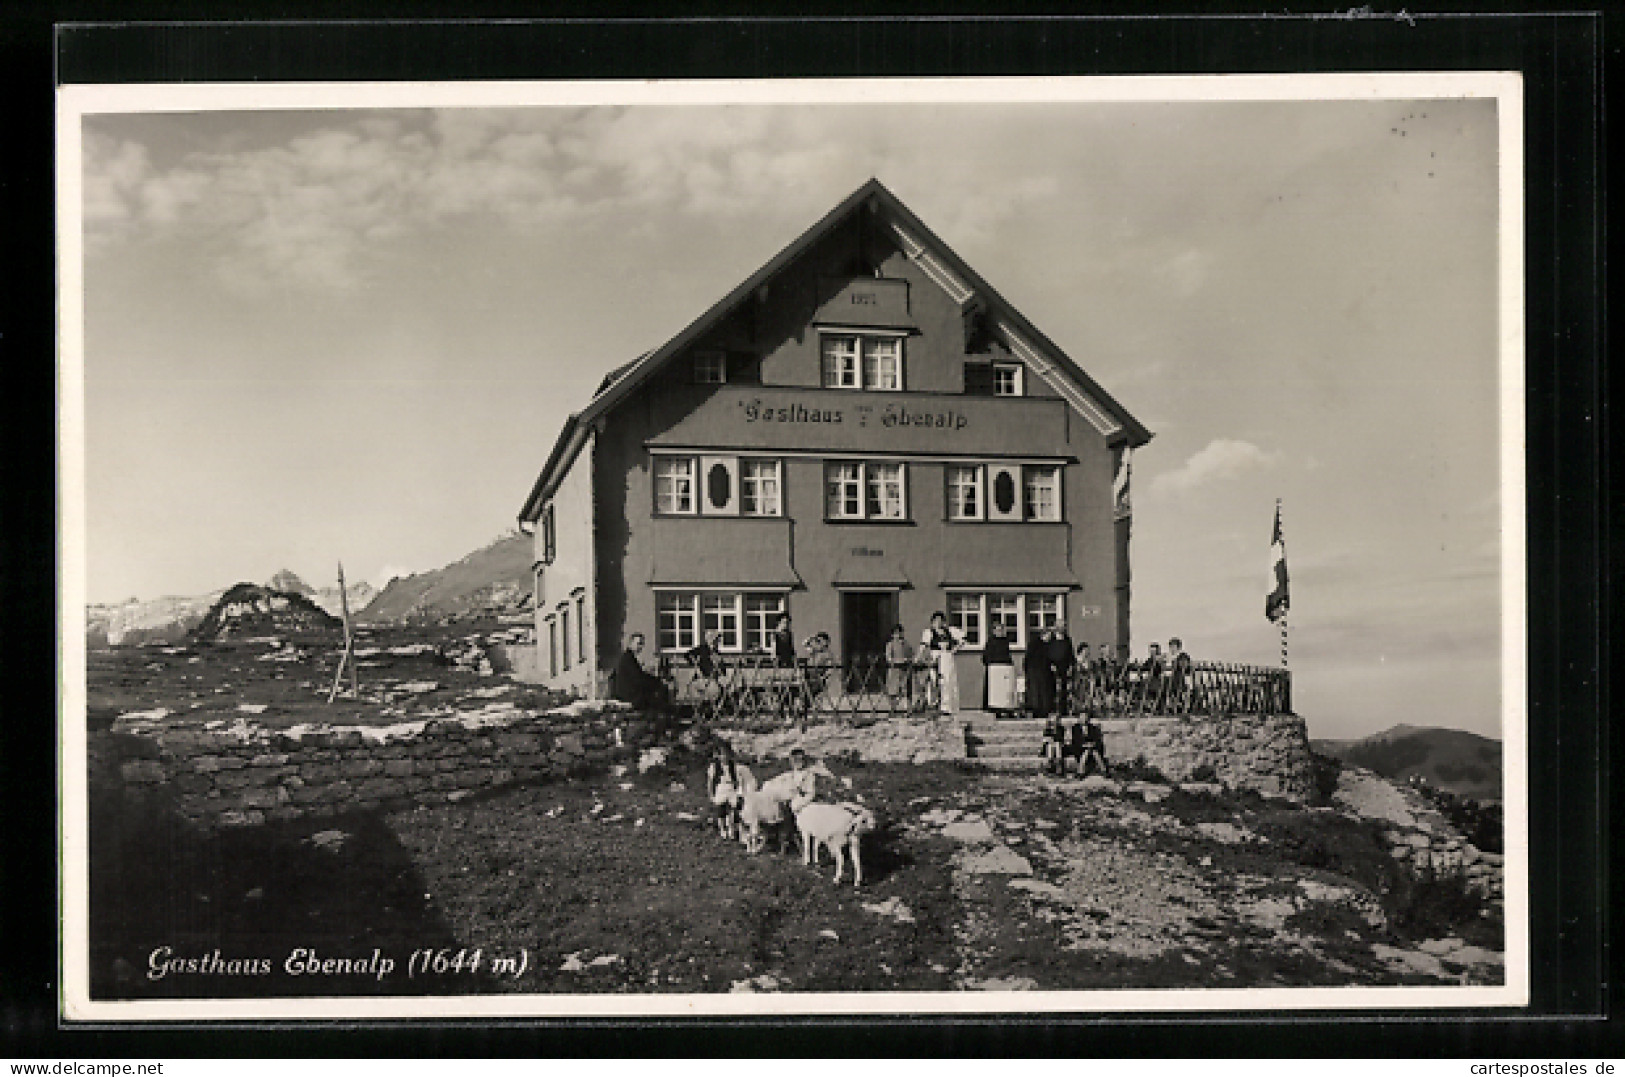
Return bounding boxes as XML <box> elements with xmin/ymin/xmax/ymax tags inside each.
<box><xmin>794</xmin><ymin>801</ymin><xmax>878</xmax><ymax>887</ymax></box>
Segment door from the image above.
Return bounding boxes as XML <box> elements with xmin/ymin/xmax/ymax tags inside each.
<box><xmin>840</xmin><ymin>590</ymin><xmax>896</xmax><ymax>691</ymax></box>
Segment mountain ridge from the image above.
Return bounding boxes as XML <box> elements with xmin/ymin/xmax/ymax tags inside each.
<box><xmin>1312</xmin><ymin>723</ymin><xmax>1501</xmax><ymax>802</ymax></box>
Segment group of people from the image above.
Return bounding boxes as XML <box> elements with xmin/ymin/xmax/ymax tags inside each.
<box><xmin>612</xmin><ymin>613</ymin><xmax>1200</xmax><ymax>725</ymax></box>
<box><xmin>1077</xmin><ymin>637</ymin><xmax>1197</xmax><ymax>711</ymax></box>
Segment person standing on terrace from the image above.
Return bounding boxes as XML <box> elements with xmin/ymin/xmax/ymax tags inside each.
<box><xmin>922</xmin><ymin>611</ymin><xmax>964</xmax><ymax>717</ymax></box>
<box><xmin>1024</xmin><ymin>628</ymin><xmax>1055</xmax><ymax>719</ymax></box>
<box><xmin>884</xmin><ymin>624</ymin><xmax>914</xmax><ymax>707</ymax></box>
<box><xmin>982</xmin><ymin>620</ymin><xmax>1016</xmax><ymax>717</ymax></box>
<box><xmin>771</xmin><ymin>614</ymin><xmax>797</xmax><ymax>669</ymax></box>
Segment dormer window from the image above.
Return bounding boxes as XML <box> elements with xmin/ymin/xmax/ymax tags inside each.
<box><xmin>993</xmin><ymin>363</ymin><xmax>1024</xmax><ymax>397</ymax></box>
<box><xmin>692</xmin><ymin>351</ymin><xmax>727</xmax><ymax>384</ymax></box>
<box><xmin>820</xmin><ymin>332</ymin><xmax>903</xmax><ymax>391</ymax></box>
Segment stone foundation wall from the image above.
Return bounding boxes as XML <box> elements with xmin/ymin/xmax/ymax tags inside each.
<box><xmin>719</xmin><ymin>715</ymin><xmax>967</xmax><ymax>765</ymax></box>
<box><xmin>101</xmin><ymin>702</ymin><xmax>648</xmax><ymax>830</ymax></box>
<box><xmin>1103</xmin><ymin>713</ymin><xmax>1315</xmax><ymax>799</ymax></box>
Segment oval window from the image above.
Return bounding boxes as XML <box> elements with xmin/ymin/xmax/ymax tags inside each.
<box><xmin>708</xmin><ymin>462</ymin><xmax>733</xmax><ymax>509</ymax></box>
<box><xmin>993</xmin><ymin>470</ymin><xmax>1017</xmax><ymax>515</ymax></box>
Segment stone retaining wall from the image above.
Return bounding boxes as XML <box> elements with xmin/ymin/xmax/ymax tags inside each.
<box><xmin>719</xmin><ymin>715</ymin><xmax>967</xmax><ymax>765</ymax></box>
<box><xmin>1103</xmin><ymin>713</ymin><xmax>1315</xmax><ymax>799</ymax></box>
<box><xmin>100</xmin><ymin>702</ymin><xmax>649</xmax><ymax>830</ymax></box>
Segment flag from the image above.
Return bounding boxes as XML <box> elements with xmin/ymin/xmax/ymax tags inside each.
<box><xmin>1266</xmin><ymin>502</ymin><xmax>1290</xmax><ymax>623</ymax></box>
<box><xmin>1112</xmin><ymin>447</ymin><xmax>1132</xmax><ymax>517</ymax></box>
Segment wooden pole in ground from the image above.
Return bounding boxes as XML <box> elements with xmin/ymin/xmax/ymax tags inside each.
<box><xmin>327</xmin><ymin>561</ymin><xmax>358</xmax><ymax>703</ymax></box>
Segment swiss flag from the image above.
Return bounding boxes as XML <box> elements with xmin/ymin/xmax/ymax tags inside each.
<box><xmin>1266</xmin><ymin>502</ymin><xmax>1290</xmax><ymax>623</ymax></box>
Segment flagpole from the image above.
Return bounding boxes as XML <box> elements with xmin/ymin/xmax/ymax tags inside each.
<box><xmin>1274</xmin><ymin>497</ymin><xmax>1288</xmax><ymax>670</ymax></box>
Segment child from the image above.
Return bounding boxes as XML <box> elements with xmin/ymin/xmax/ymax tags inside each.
<box><xmin>1041</xmin><ymin>714</ymin><xmax>1065</xmax><ymax>776</ymax></box>
<box><xmin>884</xmin><ymin>624</ymin><xmax>914</xmax><ymax>705</ymax></box>
<box><xmin>706</xmin><ymin>743</ymin><xmax>743</xmax><ymax>840</ymax></box>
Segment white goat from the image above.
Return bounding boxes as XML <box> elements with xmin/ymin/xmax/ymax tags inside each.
<box><xmin>794</xmin><ymin>801</ymin><xmax>878</xmax><ymax>887</ymax></box>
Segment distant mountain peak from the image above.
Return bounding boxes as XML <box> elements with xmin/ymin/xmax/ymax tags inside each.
<box><xmin>266</xmin><ymin>569</ymin><xmax>316</xmax><ymax>596</ymax></box>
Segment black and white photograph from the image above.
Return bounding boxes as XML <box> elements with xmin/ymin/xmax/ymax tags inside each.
<box><xmin>58</xmin><ymin>74</ymin><xmax>1527</xmax><ymax>1018</ymax></box>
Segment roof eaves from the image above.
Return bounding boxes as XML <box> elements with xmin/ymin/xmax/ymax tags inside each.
<box><xmin>518</xmin><ymin>412</ymin><xmax>583</xmax><ymax>524</ymax></box>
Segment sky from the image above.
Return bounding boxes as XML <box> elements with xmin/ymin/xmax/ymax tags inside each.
<box><xmin>71</xmin><ymin>86</ymin><xmax>1509</xmax><ymax>741</ymax></box>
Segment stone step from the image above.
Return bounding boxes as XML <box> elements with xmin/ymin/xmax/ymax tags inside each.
<box><xmin>967</xmin><ymin>742</ymin><xmax>1045</xmax><ymax>759</ymax></box>
<box><xmin>971</xmin><ymin>755</ymin><xmax>1051</xmax><ymax>772</ymax></box>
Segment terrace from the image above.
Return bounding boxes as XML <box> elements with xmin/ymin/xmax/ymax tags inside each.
<box><xmin>657</xmin><ymin>651</ymin><xmax>1292</xmax><ymax>726</ymax></box>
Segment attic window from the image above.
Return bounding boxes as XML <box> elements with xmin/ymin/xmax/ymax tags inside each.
<box><xmin>993</xmin><ymin>363</ymin><xmax>1024</xmax><ymax>397</ymax></box>
<box><xmin>692</xmin><ymin>351</ymin><xmax>727</xmax><ymax>384</ymax></box>
<box><xmin>820</xmin><ymin>332</ymin><xmax>903</xmax><ymax>391</ymax></box>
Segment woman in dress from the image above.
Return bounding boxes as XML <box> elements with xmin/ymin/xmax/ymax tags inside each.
<box><xmin>981</xmin><ymin>620</ymin><xmax>1016</xmax><ymax>717</ymax></box>
<box><xmin>1024</xmin><ymin>627</ymin><xmax>1055</xmax><ymax>719</ymax></box>
<box><xmin>921</xmin><ymin>611</ymin><xmax>964</xmax><ymax>717</ymax></box>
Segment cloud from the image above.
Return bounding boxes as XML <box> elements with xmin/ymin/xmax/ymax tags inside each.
<box><xmin>1148</xmin><ymin>438</ymin><xmax>1278</xmax><ymax>498</ymax></box>
<box><xmin>81</xmin><ymin>106</ymin><xmax>1066</xmax><ymax>293</ymax></box>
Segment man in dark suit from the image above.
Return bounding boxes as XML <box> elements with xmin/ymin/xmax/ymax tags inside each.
<box><xmin>610</xmin><ymin>632</ymin><xmax>670</xmax><ymax>712</ymax></box>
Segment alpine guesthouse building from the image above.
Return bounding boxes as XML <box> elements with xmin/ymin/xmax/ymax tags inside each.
<box><xmin>519</xmin><ymin>180</ymin><xmax>1152</xmax><ymax>702</ymax></box>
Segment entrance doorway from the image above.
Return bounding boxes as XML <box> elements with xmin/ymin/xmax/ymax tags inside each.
<box><xmin>839</xmin><ymin>590</ymin><xmax>897</xmax><ymax>691</ymax></box>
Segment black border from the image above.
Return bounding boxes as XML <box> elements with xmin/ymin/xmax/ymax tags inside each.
<box><xmin>4</xmin><ymin>6</ymin><xmax>1612</xmax><ymax>1058</ymax></box>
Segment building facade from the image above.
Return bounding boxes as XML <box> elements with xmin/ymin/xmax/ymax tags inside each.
<box><xmin>519</xmin><ymin>180</ymin><xmax>1152</xmax><ymax>702</ymax></box>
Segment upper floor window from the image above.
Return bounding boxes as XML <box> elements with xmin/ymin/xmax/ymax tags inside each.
<box><xmin>656</xmin><ymin>454</ymin><xmax>781</xmax><ymax>517</ymax></box>
<box><xmin>948</xmin><ymin>463</ymin><xmax>1064</xmax><ymax>522</ymax></box>
<box><xmin>655</xmin><ymin>457</ymin><xmax>696</xmax><ymax>515</ymax></box>
<box><xmin>947</xmin><ymin>465</ymin><xmax>983</xmax><ymax>520</ymax></box>
<box><xmin>825</xmin><ymin>461</ymin><xmax>908</xmax><ymax>521</ymax></box>
<box><xmin>1023</xmin><ymin>466</ymin><xmax>1062</xmax><ymax>521</ymax></box>
<box><xmin>993</xmin><ymin>363</ymin><xmax>1024</xmax><ymax>397</ymax></box>
<box><xmin>540</xmin><ymin>503</ymin><xmax>557</xmax><ymax>564</ymax></box>
<box><xmin>740</xmin><ymin>459</ymin><xmax>782</xmax><ymax>516</ymax></box>
<box><xmin>692</xmin><ymin>351</ymin><xmax>728</xmax><ymax>384</ymax></box>
<box><xmin>821</xmin><ymin>333</ymin><xmax>903</xmax><ymax>391</ymax></box>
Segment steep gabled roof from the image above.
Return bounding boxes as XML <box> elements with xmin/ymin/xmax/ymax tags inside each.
<box><xmin>520</xmin><ymin>178</ymin><xmax>1151</xmax><ymax>524</ymax></box>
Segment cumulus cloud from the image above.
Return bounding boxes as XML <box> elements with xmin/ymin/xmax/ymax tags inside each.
<box><xmin>80</xmin><ymin>106</ymin><xmax>1062</xmax><ymax>293</ymax></box>
<box><xmin>1148</xmin><ymin>438</ymin><xmax>1278</xmax><ymax>498</ymax></box>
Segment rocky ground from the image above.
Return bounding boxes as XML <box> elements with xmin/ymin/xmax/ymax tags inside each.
<box><xmin>85</xmin><ymin>627</ymin><xmax>1505</xmax><ymax>1001</ymax></box>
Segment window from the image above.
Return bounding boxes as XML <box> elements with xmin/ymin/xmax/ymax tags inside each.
<box><xmin>701</xmin><ymin>593</ymin><xmax>742</xmax><ymax>651</ymax></box>
<box><xmin>541</xmin><ymin>504</ymin><xmax>557</xmax><ymax>564</ymax></box>
<box><xmin>862</xmin><ymin>337</ymin><xmax>902</xmax><ymax>390</ymax></box>
<box><xmin>655</xmin><ymin>457</ymin><xmax>696</xmax><ymax>515</ymax></box>
<box><xmin>1027</xmin><ymin>593</ymin><xmax>1066</xmax><ymax>639</ymax></box>
<box><xmin>1023</xmin><ymin>466</ymin><xmax>1061</xmax><ymax>521</ymax></box>
<box><xmin>988</xmin><ymin>593</ymin><xmax>1023</xmax><ymax>646</ymax></box>
<box><xmin>547</xmin><ymin>616</ymin><xmax>559</xmax><ymax>678</ymax></box>
<box><xmin>865</xmin><ymin>462</ymin><xmax>906</xmax><ymax>520</ymax></box>
<box><xmin>656</xmin><ymin>592</ymin><xmax>700</xmax><ymax>652</ymax></box>
<box><xmin>825</xmin><ymin>462</ymin><xmax>863</xmax><ymax>519</ymax></box>
<box><xmin>574</xmin><ymin>592</ymin><xmax>587</xmax><ymax>664</ymax></box>
<box><xmin>826</xmin><ymin>461</ymin><xmax>907</xmax><ymax>520</ymax></box>
<box><xmin>947</xmin><ymin>465</ymin><xmax>984</xmax><ymax>520</ymax></box>
<box><xmin>692</xmin><ymin>351</ymin><xmax>727</xmax><ymax>384</ymax></box>
<box><xmin>993</xmin><ymin>363</ymin><xmax>1024</xmax><ymax>397</ymax></box>
<box><xmin>821</xmin><ymin>333</ymin><xmax>904</xmax><ymax>391</ymax></box>
<box><xmin>559</xmin><ymin>606</ymin><xmax>571</xmax><ymax>671</ymax></box>
<box><xmin>950</xmin><ymin>463</ymin><xmax>1065</xmax><ymax>522</ymax></box>
<box><xmin>740</xmin><ymin>459</ymin><xmax>782</xmax><ymax>516</ymax></box>
<box><xmin>657</xmin><ymin>591</ymin><xmax>786</xmax><ymax>653</ymax></box>
<box><xmin>947</xmin><ymin>593</ymin><xmax>983</xmax><ymax>648</ymax></box>
<box><xmin>743</xmin><ymin>593</ymin><xmax>787</xmax><ymax>653</ymax></box>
